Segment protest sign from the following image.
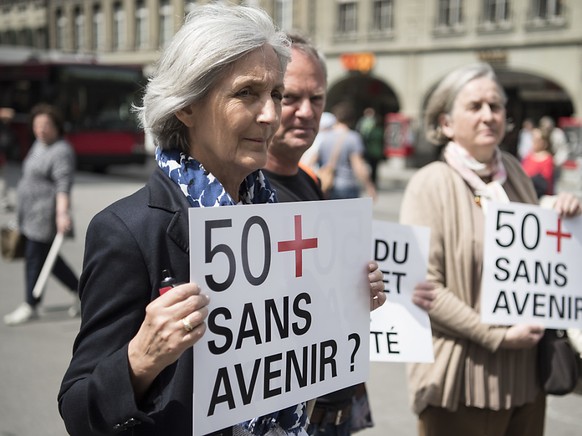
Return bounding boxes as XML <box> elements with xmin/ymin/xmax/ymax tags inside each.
<box><xmin>369</xmin><ymin>220</ymin><xmax>433</xmax><ymax>362</ymax></box>
<box><xmin>481</xmin><ymin>201</ymin><xmax>582</xmax><ymax>329</ymax></box>
<box><xmin>189</xmin><ymin>198</ymin><xmax>372</xmax><ymax>435</ymax></box>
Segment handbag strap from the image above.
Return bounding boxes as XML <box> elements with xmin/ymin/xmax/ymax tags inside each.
<box><xmin>324</xmin><ymin>131</ymin><xmax>347</xmax><ymax>170</ymax></box>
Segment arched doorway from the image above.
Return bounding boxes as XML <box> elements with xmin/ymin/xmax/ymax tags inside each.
<box><xmin>496</xmin><ymin>70</ymin><xmax>574</xmax><ymax>155</ymax></box>
<box><xmin>326</xmin><ymin>73</ymin><xmax>399</xmax><ymax>127</ymax></box>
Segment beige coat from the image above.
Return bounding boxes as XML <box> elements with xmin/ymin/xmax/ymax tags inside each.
<box><xmin>400</xmin><ymin>152</ymin><xmax>540</xmax><ymax>415</ymax></box>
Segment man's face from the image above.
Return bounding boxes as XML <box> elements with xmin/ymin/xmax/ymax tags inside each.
<box><xmin>271</xmin><ymin>47</ymin><xmax>326</xmax><ymax>154</ymax></box>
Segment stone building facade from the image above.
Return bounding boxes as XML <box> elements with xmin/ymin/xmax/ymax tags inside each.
<box><xmin>1</xmin><ymin>0</ymin><xmax>580</xmax><ymax>160</ymax></box>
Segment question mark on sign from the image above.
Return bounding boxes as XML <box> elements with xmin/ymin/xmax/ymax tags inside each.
<box><xmin>348</xmin><ymin>333</ymin><xmax>360</xmax><ymax>372</ymax></box>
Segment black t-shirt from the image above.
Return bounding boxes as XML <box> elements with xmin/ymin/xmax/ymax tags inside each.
<box><xmin>263</xmin><ymin>166</ymin><xmax>355</xmax><ymax>406</ymax></box>
<box><xmin>263</xmin><ymin>166</ymin><xmax>324</xmax><ymax>202</ymax></box>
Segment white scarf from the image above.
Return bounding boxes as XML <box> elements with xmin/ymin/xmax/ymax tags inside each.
<box><xmin>443</xmin><ymin>141</ymin><xmax>509</xmax><ymax>214</ymax></box>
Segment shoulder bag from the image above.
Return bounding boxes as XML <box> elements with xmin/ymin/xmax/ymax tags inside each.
<box><xmin>1</xmin><ymin>224</ymin><xmax>25</xmax><ymax>261</ymax></box>
<box><xmin>537</xmin><ymin>329</ymin><xmax>580</xmax><ymax>395</ymax></box>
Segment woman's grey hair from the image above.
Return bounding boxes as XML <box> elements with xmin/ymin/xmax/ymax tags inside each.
<box><xmin>424</xmin><ymin>62</ymin><xmax>507</xmax><ymax>146</ymax></box>
<box><xmin>135</xmin><ymin>3</ymin><xmax>291</xmax><ymax>153</ymax></box>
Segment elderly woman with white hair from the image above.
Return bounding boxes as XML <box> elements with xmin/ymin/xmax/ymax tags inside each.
<box><xmin>400</xmin><ymin>63</ymin><xmax>581</xmax><ymax>436</ymax></box>
<box><xmin>58</xmin><ymin>4</ymin><xmax>384</xmax><ymax>436</ymax></box>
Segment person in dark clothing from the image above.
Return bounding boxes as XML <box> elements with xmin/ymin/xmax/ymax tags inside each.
<box><xmin>356</xmin><ymin>107</ymin><xmax>385</xmax><ymax>187</ymax></box>
<box><xmin>263</xmin><ymin>32</ymin><xmax>435</xmax><ymax>436</ymax></box>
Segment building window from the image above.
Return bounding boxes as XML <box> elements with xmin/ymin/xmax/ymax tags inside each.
<box><xmin>274</xmin><ymin>0</ymin><xmax>293</xmax><ymax>31</ymax></box>
<box><xmin>532</xmin><ymin>0</ymin><xmax>562</xmax><ymax>18</ymax></box>
<box><xmin>337</xmin><ymin>1</ymin><xmax>358</xmax><ymax>35</ymax></box>
<box><xmin>2</xmin><ymin>30</ymin><xmax>17</xmax><ymax>45</ymax></box>
<box><xmin>527</xmin><ymin>0</ymin><xmax>564</xmax><ymax>26</ymax></box>
<box><xmin>74</xmin><ymin>7</ymin><xmax>85</xmax><ymax>51</ymax></box>
<box><xmin>113</xmin><ymin>2</ymin><xmax>125</xmax><ymax>51</ymax></box>
<box><xmin>18</xmin><ymin>29</ymin><xmax>33</xmax><ymax>47</ymax></box>
<box><xmin>482</xmin><ymin>0</ymin><xmax>510</xmax><ymax>24</ymax></box>
<box><xmin>56</xmin><ymin>9</ymin><xmax>67</xmax><ymax>50</ymax></box>
<box><xmin>159</xmin><ymin>0</ymin><xmax>173</xmax><ymax>48</ymax></box>
<box><xmin>437</xmin><ymin>0</ymin><xmax>463</xmax><ymax>28</ymax></box>
<box><xmin>371</xmin><ymin>0</ymin><xmax>394</xmax><ymax>32</ymax></box>
<box><xmin>35</xmin><ymin>28</ymin><xmax>48</xmax><ymax>49</ymax></box>
<box><xmin>135</xmin><ymin>0</ymin><xmax>149</xmax><ymax>50</ymax></box>
<box><xmin>92</xmin><ymin>4</ymin><xmax>104</xmax><ymax>51</ymax></box>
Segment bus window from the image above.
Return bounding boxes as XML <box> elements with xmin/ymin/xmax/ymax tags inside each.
<box><xmin>0</xmin><ymin>59</ymin><xmax>147</xmax><ymax>170</ymax></box>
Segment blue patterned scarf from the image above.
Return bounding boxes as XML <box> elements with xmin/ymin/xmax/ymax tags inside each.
<box><xmin>155</xmin><ymin>147</ymin><xmax>277</xmax><ymax>206</ymax></box>
<box><xmin>155</xmin><ymin>147</ymin><xmax>308</xmax><ymax>435</ymax></box>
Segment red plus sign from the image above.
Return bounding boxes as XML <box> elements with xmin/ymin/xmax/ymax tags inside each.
<box><xmin>277</xmin><ymin>215</ymin><xmax>318</xmax><ymax>277</ymax></box>
<box><xmin>546</xmin><ymin>217</ymin><xmax>571</xmax><ymax>253</ymax></box>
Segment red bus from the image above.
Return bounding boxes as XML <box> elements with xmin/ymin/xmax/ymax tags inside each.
<box><xmin>0</xmin><ymin>48</ymin><xmax>147</xmax><ymax>171</ymax></box>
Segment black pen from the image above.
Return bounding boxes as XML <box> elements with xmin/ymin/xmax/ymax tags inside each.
<box><xmin>159</xmin><ymin>269</ymin><xmax>182</xmax><ymax>295</ymax></box>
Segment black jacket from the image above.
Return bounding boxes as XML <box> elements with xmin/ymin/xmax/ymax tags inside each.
<box><xmin>59</xmin><ymin>168</ymin><xmax>229</xmax><ymax>435</ymax></box>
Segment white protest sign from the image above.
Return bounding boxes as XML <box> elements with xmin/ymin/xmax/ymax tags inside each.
<box><xmin>189</xmin><ymin>198</ymin><xmax>372</xmax><ymax>435</ymax></box>
<box><xmin>481</xmin><ymin>201</ymin><xmax>582</xmax><ymax>329</ymax></box>
<box><xmin>369</xmin><ymin>220</ymin><xmax>433</xmax><ymax>362</ymax></box>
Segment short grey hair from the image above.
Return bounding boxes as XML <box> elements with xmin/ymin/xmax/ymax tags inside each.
<box><xmin>424</xmin><ymin>62</ymin><xmax>507</xmax><ymax>145</ymax></box>
<box><xmin>286</xmin><ymin>31</ymin><xmax>327</xmax><ymax>83</ymax></box>
<box><xmin>136</xmin><ymin>3</ymin><xmax>291</xmax><ymax>153</ymax></box>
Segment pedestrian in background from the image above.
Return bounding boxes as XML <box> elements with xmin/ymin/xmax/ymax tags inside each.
<box><xmin>356</xmin><ymin>107</ymin><xmax>385</xmax><ymax>187</ymax></box>
<box><xmin>4</xmin><ymin>103</ymin><xmax>79</xmax><ymax>326</ymax></box>
<box><xmin>300</xmin><ymin>111</ymin><xmax>336</xmax><ymax>169</ymax></box>
<box><xmin>309</xmin><ymin>101</ymin><xmax>376</xmax><ymax>200</ymax></box>
<box><xmin>516</xmin><ymin>118</ymin><xmax>533</xmax><ymax>161</ymax></box>
<box><xmin>521</xmin><ymin>128</ymin><xmax>555</xmax><ymax>198</ymax></box>
<box><xmin>540</xmin><ymin>115</ymin><xmax>569</xmax><ymax>186</ymax></box>
<box><xmin>539</xmin><ymin>115</ymin><xmax>569</xmax><ymax>166</ymax></box>
<box><xmin>58</xmin><ymin>5</ymin><xmax>386</xmax><ymax>436</ymax></box>
<box><xmin>400</xmin><ymin>62</ymin><xmax>581</xmax><ymax>436</ymax></box>
<box><xmin>0</xmin><ymin>106</ymin><xmax>17</xmax><ymax>211</ymax></box>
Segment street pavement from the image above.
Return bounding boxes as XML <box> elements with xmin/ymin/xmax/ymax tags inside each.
<box><xmin>0</xmin><ymin>159</ymin><xmax>581</xmax><ymax>435</ymax></box>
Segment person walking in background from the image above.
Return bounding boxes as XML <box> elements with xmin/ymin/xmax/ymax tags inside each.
<box><xmin>309</xmin><ymin>101</ymin><xmax>376</xmax><ymax>200</ymax></box>
<box><xmin>516</xmin><ymin>118</ymin><xmax>533</xmax><ymax>161</ymax></box>
<box><xmin>356</xmin><ymin>107</ymin><xmax>385</xmax><ymax>187</ymax></box>
<box><xmin>540</xmin><ymin>115</ymin><xmax>569</xmax><ymax>186</ymax></box>
<box><xmin>400</xmin><ymin>63</ymin><xmax>581</xmax><ymax>436</ymax></box>
<box><xmin>0</xmin><ymin>107</ymin><xmax>17</xmax><ymax>211</ymax></box>
<box><xmin>4</xmin><ymin>103</ymin><xmax>79</xmax><ymax>326</ymax></box>
<box><xmin>300</xmin><ymin>111</ymin><xmax>336</xmax><ymax>169</ymax></box>
<box><xmin>263</xmin><ymin>31</ymin><xmax>435</xmax><ymax>436</ymax></box>
<box><xmin>521</xmin><ymin>128</ymin><xmax>555</xmax><ymax>198</ymax></box>
<box><xmin>58</xmin><ymin>6</ymin><xmax>386</xmax><ymax>436</ymax></box>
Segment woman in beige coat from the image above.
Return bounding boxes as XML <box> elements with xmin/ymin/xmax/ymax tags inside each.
<box><xmin>400</xmin><ymin>63</ymin><xmax>581</xmax><ymax>436</ymax></box>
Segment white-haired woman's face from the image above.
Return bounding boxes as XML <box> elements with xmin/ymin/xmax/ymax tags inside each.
<box><xmin>176</xmin><ymin>45</ymin><xmax>284</xmax><ymax>187</ymax></box>
<box><xmin>440</xmin><ymin>77</ymin><xmax>506</xmax><ymax>163</ymax></box>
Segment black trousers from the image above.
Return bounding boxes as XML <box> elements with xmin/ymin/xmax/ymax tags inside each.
<box><xmin>24</xmin><ymin>237</ymin><xmax>79</xmax><ymax>307</ymax></box>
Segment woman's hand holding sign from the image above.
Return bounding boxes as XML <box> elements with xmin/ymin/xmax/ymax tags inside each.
<box><xmin>553</xmin><ymin>192</ymin><xmax>582</xmax><ymax>217</ymax></box>
<box><xmin>128</xmin><ymin>283</ymin><xmax>210</xmax><ymax>400</ymax></box>
<box><xmin>500</xmin><ymin>324</ymin><xmax>545</xmax><ymax>350</ymax></box>
<box><xmin>411</xmin><ymin>281</ymin><xmax>436</xmax><ymax>311</ymax></box>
